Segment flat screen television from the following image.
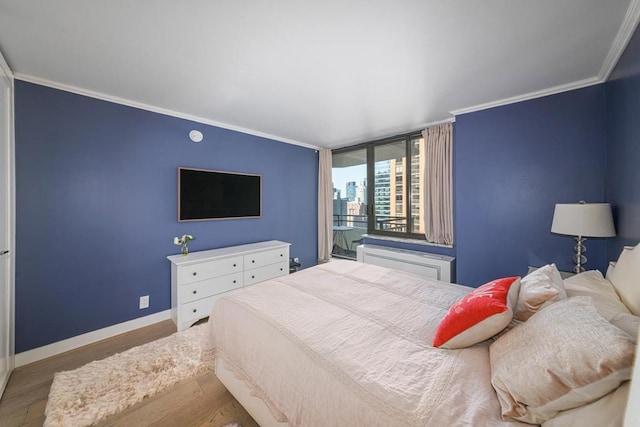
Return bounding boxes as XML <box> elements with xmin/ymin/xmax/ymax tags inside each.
<box><xmin>178</xmin><ymin>167</ymin><xmax>262</xmax><ymax>221</ymax></box>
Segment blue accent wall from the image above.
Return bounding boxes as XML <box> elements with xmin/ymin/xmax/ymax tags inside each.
<box><xmin>14</xmin><ymin>81</ymin><xmax>318</xmax><ymax>352</ymax></box>
<box><xmin>605</xmin><ymin>25</ymin><xmax>640</xmax><ymax>257</ymax></box>
<box><xmin>455</xmin><ymin>86</ymin><xmax>607</xmax><ymax>287</ymax></box>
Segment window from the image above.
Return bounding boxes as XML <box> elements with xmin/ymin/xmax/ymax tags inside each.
<box><xmin>331</xmin><ymin>148</ymin><xmax>367</xmax><ymax>258</ymax></box>
<box><xmin>332</xmin><ymin>132</ymin><xmax>426</xmax><ymax>250</ymax></box>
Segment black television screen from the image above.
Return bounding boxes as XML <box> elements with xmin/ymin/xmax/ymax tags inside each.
<box><xmin>178</xmin><ymin>167</ymin><xmax>262</xmax><ymax>221</ymax></box>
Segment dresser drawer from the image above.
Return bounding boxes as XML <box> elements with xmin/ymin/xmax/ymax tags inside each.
<box><xmin>180</xmin><ymin>294</ymin><xmax>219</xmax><ymax>327</ymax></box>
<box><xmin>244</xmin><ymin>248</ymin><xmax>288</xmax><ymax>270</ymax></box>
<box><xmin>178</xmin><ymin>255</ymin><xmax>244</xmax><ymax>284</ymax></box>
<box><xmin>244</xmin><ymin>261</ymin><xmax>288</xmax><ymax>286</ymax></box>
<box><xmin>178</xmin><ymin>272</ymin><xmax>243</xmax><ymax>304</ymax></box>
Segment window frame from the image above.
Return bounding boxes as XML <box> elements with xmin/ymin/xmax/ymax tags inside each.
<box><xmin>333</xmin><ymin>130</ymin><xmax>425</xmax><ymax>241</ymax></box>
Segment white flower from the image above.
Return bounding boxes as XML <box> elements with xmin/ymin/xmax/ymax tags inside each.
<box><xmin>173</xmin><ymin>234</ymin><xmax>195</xmax><ymax>245</ymax></box>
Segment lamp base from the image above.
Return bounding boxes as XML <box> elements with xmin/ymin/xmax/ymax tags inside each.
<box><xmin>572</xmin><ymin>236</ymin><xmax>587</xmax><ymax>274</ymax></box>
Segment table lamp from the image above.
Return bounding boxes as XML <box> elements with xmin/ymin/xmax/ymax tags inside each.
<box><xmin>551</xmin><ymin>201</ymin><xmax>616</xmax><ymax>273</ymax></box>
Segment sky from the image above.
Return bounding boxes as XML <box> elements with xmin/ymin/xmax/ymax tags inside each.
<box><xmin>332</xmin><ymin>164</ymin><xmax>366</xmax><ymax>196</ymax></box>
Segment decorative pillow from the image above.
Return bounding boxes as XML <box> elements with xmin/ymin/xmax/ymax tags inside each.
<box><xmin>514</xmin><ymin>263</ymin><xmax>567</xmax><ymax>321</ymax></box>
<box><xmin>564</xmin><ymin>270</ymin><xmax>630</xmax><ymax>321</ymax></box>
<box><xmin>433</xmin><ymin>277</ymin><xmax>520</xmax><ymax>349</ymax></box>
<box><xmin>490</xmin><ymin>297</ymin><xmax>635</xmax><ymax>424</ymax></box>
<box><xmin>607</xmin><ymin>244</ymin><xmax>640</xmax><ymax>316</ymax></box>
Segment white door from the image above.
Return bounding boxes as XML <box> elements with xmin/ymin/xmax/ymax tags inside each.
<box><xmin>0</xmin><ymin>51</ymin><xmax>14</xmax><ymax>399</ymax></box>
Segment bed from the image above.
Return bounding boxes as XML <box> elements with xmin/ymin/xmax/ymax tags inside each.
<box><xmin>203</xmin><ymin>245</ymin><xmax>640</xmax><ymax>427</ymax></box>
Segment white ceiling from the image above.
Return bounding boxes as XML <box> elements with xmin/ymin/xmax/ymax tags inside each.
<box><xmin>0</xmin><ymin>1</ymin><xmax>637</xmax><ymax>149</ymax></box>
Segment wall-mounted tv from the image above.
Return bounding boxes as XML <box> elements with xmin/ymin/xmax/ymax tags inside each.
<box><xmin>178</xmin><ymin>167</ymin><xmax>262</xmax><ymax>221</ymax></box>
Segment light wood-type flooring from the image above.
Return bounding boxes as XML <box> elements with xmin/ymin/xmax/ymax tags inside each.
<box><xmin>0</xmin><ymin>320</ymin><xmax>258</xmax><ymax>427</ymax></box>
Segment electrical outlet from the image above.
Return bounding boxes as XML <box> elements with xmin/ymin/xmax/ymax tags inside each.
<box><xmin>294</xmin><ymin>257</ymin><xmax>299</xmax><ymax>263</ymax></box>
<box><xmin>139</xmin><ymin>295</ymin><xmax>149</xmax><ymax>309</ymax></box>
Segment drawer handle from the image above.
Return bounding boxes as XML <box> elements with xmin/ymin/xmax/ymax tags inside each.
<box><xmin>280</xmin><ymin>254</ymin><xmax>283</xmax><ymax>257</ymax></box>
<box><xmin>252</xmin><ymin>260</ymin><xmax>255</xmax><ymax>263</ymax></box>
<box><xmin>192</xmin><ymin>309</ymin><xmax>197</xmax><ymax>313</ymax></box>
<box><xmin>233</xmin><ymin>263</ymin><xmax>237</xmax><ymax>267</ymax></box>
<box><xmin>192</xmin><ymin>272</ymin><xmax>197</xmax><ymax>276</ymax></box>
<box><xmin>192</xmin><ymin>290</ymin><xmax>197</xmax><ymax>294</ymax></box>
<box><xmin>233</xmin><ymin>280</ymin><xmax>237</xmax><ymax>284</ymax></box>
<box><xmin>252</xmin><ymin>275</ymin><xmax>255</xmax><ymax>279</ymax></box>
<box><xmin>280</xmin><ymin>268</ymin><xmax>283</xmax><ymax>271</ymax></box>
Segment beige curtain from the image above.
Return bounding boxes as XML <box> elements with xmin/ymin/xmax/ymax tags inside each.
<box><xmin>318</xmin><ymin>149</ymin><xmax>333</xmax><ymax>262</ymax></box>
<box><xmin>421</xmin><ymin>122</ymin><xmax>453</xmax><ymax>245</ymax></box>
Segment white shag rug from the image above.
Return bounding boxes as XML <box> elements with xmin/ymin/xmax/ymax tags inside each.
<box><xmin>44</xmin><ymin>323</ymin><xmax>208</xmax><ymax>427</ymax></box>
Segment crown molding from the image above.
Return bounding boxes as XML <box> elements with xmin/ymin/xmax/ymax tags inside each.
<box><xmin>419</xmin><ymin>116</ymin><xmax>456</xmax><ymax>128</ymax></box>
<box><xmin>599</xmin><ymin>0</ymin><xmax>640</xmax><ymax>81</ymax></box>
<box><xmin>13</xmin><ymin>73</ymin><xmax>321</xmax><ymax>150</ymax></box>
<box><xmin>450</xmin><ymin>76</ymin><xmax>602</xmax><ymax>117</ymax></box>
<box><xmin>0</xmin><ymin>50</ymin><xmax>13</xmax><ymax>81</ymax></box>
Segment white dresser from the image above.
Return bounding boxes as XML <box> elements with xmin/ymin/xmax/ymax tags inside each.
<box><xmin>167</xmin><ymin>240</ymin><xmax>290</xmax><ymax>331</ymax></box>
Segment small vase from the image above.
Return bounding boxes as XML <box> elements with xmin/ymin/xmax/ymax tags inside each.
<box><xmin>181</xmin><ymin>243</ymin><xmax>189</xmax><ymax>256</ymax></box>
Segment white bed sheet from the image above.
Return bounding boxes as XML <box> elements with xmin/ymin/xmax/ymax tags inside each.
<box><xmin>205</xmin><ymin>260</ymin><xmax>529</xmax><ymax>426</ymax></box>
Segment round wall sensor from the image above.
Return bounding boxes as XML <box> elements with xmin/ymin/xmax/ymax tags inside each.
<box><xmin>189</xmin><ymin>130</ymin><xmax>203</xmax><ymax>143</ymax></box>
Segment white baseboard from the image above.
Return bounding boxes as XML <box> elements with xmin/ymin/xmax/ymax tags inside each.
<box><xmin>15</xmin><ymin>310</ymin><xmax>173</xmax><ymax>367</ymax></box>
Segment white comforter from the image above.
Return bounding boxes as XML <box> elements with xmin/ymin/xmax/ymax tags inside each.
<box><xmin>205</xmin><ymin>260</ymin><xmax>528</xmax><ymax>426</ymax></box>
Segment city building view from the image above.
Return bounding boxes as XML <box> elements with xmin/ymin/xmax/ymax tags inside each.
<box><xmin>332</xmin><ymin>137</ymin><xmax>425</xmax><ymax>259</ymax></box>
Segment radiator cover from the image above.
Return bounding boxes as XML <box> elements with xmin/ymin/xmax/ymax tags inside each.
<box><xmin>356</xmin><ymin>244</ymin><xmax>455</xmax><ymax>283</ymax></box>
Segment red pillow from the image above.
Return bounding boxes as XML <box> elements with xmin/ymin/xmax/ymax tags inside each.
<box><xmin>433</xmin><ymin>276</ymin><xmax>520</xmax><ymax>349</ymax></box>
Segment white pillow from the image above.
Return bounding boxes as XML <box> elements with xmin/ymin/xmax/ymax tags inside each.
<box><xmin>610</xmin><ymin>312</ymin><xmax>640</xmax><ymax>342</ymax></box>
<box><xmin>542</xmin><ymin>382</ymin><xmax>630</xmax><ymax>427</ymax></box>
<box><xmin>490</xmin><ymin>297</ymin><xmax>635</xmax><ymax>424</ymax></box>
<box><xmin>564</xmin><ymin>270</ymin><xmax>639</xmax><ymax>342</ymax></box>
<box><xmin>564</xmin><ymin>270</ymin><xmax>630</xmax><ymax>321</ymax></box>
<box><xmin>514</xmin><ymin>264</ymin><xmax>567</xmax><ymax>321</ymax></box>
<box><xmin>607</xmin><ymin>244</ymin><xmax>640</xmax><ymax>316</ymax></box>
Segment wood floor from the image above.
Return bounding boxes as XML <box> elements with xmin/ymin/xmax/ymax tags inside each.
<box><xmin>0</xmin><ymin>320</ymin><xmax>259</xmax><ymax>427</ymax></box>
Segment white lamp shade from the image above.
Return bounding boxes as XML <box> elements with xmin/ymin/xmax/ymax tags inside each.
<box><xmin>551</xmin><ymin>203</ymin><xmax>616</xmax><ymax>237</ymax></box>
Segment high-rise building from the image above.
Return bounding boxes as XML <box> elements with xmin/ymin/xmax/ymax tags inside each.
<box><xmin>411</xmin><ymin>138</ymin><xmax>425</xmax><ymax>234</ymax></box>
<box><xmin>346</xmin><ymin>201</ymin><xmax>366</xmax><ymax>227</ymax></box>
<box><xmin>333</xmin><ymin>187</ymin><xmax>341</xmax><ymax>200</ymax></box>
<box><xmin>333</xmin><ymin>198</ymin><xmax>348</xmax><ymax>225</ymax></box>
<box><xmin>374</xmin><ymin>161</ymin><xmax>391</xmax><ymax>227</ymax></box>
<box><xmin>356</xmin><ymin>179</ymin><xmax>367</xmax><ymax>203</ymax></box>
<box><xmin>389</xmin><ymin>157</ymin><xmax>407</xmax><ymax>232</ymax></box>
<box><xmin>346</xmin><ymin>181</ymin><xmax>356</xmax><ymax>201</ymax></box>
<box><xmin>375</xmin><ymin>156</ymin><xmax>413</xmax><ymax>232</ymax></box>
